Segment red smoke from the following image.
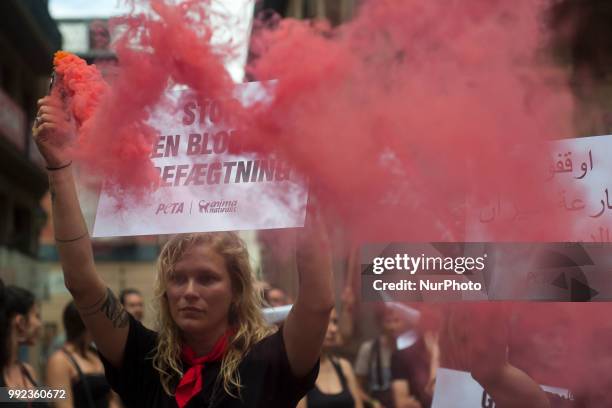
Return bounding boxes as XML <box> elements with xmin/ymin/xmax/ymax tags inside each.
<box><xmin>51</xmin><ymin>0</ymin><xmax>578</xmax><ymax>240</ymax></box>
<box><xmin>438</xmin><ymin>301</ymin><xmax>612</xmax><ymax>406</ymax></box>
<box><xmin>53</xmin><ymin>50</ymin><xmax>158</xmax><ymax>195</ymax></box>
<box><xmin>247</xmin><ymin>0</ymin><xmax>576</xmax><ymax>242</ymax></box>
<box><xmin>52</xmin><ymin>1</ymin><xmax>237</xmax><ymax>196</ymax></box>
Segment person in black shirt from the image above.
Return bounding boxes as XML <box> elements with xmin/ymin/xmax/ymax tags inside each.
<box><xmin>34</xmin><ymin>94</ymin><xmax>334</xmax><ymax>407</ymax></box>
<box><xmin>47</xmin><ymin>301</ymin><xmax>117</xmax><ymax>408</ymax></box>
<box><xmin>299</xmin><ymin>309</ymin><xmax>363</xmax><ymax>408</ymax></box>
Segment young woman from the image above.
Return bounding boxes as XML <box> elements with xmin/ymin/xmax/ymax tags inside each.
<box><xmin>47</xmin><ymin>301</ymin><xmax>119</xmax><ymax>408</ymax></box>
<box><xmin>33</xmin><ymin>94</ymin><xmax>334</xmax><ymax>407</ymax></box>
<box><xmin>298</xmin><ymin>309</ymin><xmax>363</xmax><ymax>408</ymax></box>
<box><xmin>1</xmin><ymin>285</ymin><xmax>47</xmax><ymax>408</ymax></box>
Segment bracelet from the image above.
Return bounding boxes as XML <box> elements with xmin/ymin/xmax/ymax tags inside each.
<box><xmin>55</xmin><ymin>231</ymin><xmax>88</xmax><ymax>243</ymax></box>
<box><xmin>46</xmin><ymin>161</ymin><xmax>72</xmax><ymax>171</ymax></box>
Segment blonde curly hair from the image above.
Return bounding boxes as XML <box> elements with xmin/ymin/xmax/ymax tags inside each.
<box><xmin>151</xmin><ymin>232</ymin><xmax>274</xmax><ymax>397</ymax></box>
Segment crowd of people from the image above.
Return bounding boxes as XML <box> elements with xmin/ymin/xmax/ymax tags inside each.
<box><xmin>1</xmin><ymin>276</ymin><xmax>442</xmax><ymax>408</ymax></box>
<box><xmin>8</xmin><ymin>271</ymin><xmax>603</xmax><ymax>408</ymax></box>
<box><xmin>0</xmin><ymin>111</ymin><xmax>589</xmax><ymax>407</ymax></box>
<box><xmin>6</xmin><ymin>265</ymin><xmax>604</xmax><ymax>408</ymax></box>
<box><xmin>2</xmin><ymin>217</ymin><xmax>612</xmax><ymax>408</ymax></box>
<box><xmin>2</xmin><ymin>102</ymin><xmax>609</xmax><ymax>404</ymax></box>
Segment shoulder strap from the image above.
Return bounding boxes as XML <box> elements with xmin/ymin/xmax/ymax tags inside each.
<box><xmin>19</xmin><ymin>362</ymin><xmax>38</xmax><ymax>387</ymax></box>
<box><xmin>330</xmin><ymin>357</ymin><xmax>349</xmax><ymax>390</ymax></box>
<box><xmin>61</xmin><ymin>348</ymin><xmax>97</xmax><ymax>408</ymax></box>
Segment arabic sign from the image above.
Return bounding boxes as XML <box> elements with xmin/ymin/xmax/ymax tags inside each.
<box><xmin>92</xmin><ymin>82</ymin><xmax>308</xmax><ymax>237</ymax></box>
<box><xmin>469</xmin><ymin>135</ymin><xmax>612</xmax><ymax>242</ymax></box>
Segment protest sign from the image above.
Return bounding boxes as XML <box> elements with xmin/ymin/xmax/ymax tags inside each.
<box><xmin>92</xmin><ymin>81</ymin><xmax>308</xmax><ymax>237</ymax></box>
<box><xmin>468</xmin><ymin>135</ymin><xmax>612</xmax><ymax>243</ymax></box>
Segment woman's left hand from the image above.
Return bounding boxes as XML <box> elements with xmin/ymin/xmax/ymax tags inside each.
<box><xmin>32</xmin><ymin>95</ymin><xmax>76</xmax><ymax>169</ymax></box>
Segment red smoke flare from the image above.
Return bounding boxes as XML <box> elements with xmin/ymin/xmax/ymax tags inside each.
<box><xmin>53</xmin><ymin>50</ymin><xmax>159</xmax><ymax>195</ymax></box>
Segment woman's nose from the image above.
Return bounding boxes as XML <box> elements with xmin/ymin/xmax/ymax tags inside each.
<box><xmin>184</xmin><ymin>279</ymin><xmax>198</xmax><ymax>297</ymax></box>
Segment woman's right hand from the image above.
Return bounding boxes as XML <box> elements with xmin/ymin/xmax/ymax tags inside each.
<box><xmin>32</xmin><ymin>95</ymin><xmax>75</xmax><ymax>169</ymax></box>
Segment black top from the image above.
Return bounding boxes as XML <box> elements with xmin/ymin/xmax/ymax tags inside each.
<box><xmin>72</xmin><ymin>375</ymin><xmax>110</xmax><ymax>408</ymax></box>
<box><xmin>61</xmin><ymin>348</ymin><xmax>111</xmax><ymax>408</ymax></box>
<box><xmin>100</xmin><ymin>315</ymin><xmax>319</xmax><ymax>408</ymax></box>
<box><xmin>306</xmin><ymin>358</ymin><xmax>354</xmax><ymax>408</ymax></box>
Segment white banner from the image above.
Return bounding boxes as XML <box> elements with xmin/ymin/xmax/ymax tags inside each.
<box><xmin>468</xmin><ymin>135</ymin><xmax>612</xmax><ymax>243</ymax></box>
<box><xmin>92</xmin><ymin>82</ymin><xmax>308</xmax><ymax>237</ymax></box>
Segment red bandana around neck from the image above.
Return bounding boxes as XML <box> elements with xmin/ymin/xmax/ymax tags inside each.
<box><xmin>175</xmin><ymin>330</ymin><xmax>231</xmax><ymax>408</ymax></box>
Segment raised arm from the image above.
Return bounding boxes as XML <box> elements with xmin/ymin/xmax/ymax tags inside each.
<box><xmin>441</xmin><ymin>303</ymin><xmax>550</xmax><ymax>408</ymax></box>
<box><xmin>471</xmin><ymin>362</ymin><xmax>550</xmax><ymax>408</ymax></box>
<box><xmin>34</xmin><ymin>95</ymin><xmax>128</xmax><ymax>367</ymax></box>
<box><xmin>283</xmin><ymin>208</ymin><xmax>335</xmax><ymax>378</ymax></box>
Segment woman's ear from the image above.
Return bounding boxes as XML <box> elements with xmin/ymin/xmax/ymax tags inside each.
<box><xmin>13</xmin><ymin>315</ymin><xmax>27</xmax><ymax>339</ymax></box>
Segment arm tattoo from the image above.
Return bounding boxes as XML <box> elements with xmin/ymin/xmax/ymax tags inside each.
<box><xmin>80</xmin><ymin>288</ymin><xmax>129</xmax><ymax>328</ymax></box>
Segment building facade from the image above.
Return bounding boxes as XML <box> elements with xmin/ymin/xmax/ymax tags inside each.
<box><xmin>0</xmin><ymin>0</ymin><xmax>61</xmax><ymax>289</ymax></box>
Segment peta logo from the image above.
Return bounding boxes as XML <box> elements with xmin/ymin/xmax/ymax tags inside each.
<box><xmin>198</xmin><ymin>200</ymin><xmax>238</xmax><ymax>214</ymax></box>
<box><xmin>156</xmin><ymin>202</ymin><xmax>184</xmax><ymax>215</ymax></box>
